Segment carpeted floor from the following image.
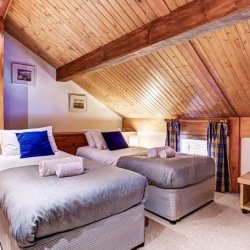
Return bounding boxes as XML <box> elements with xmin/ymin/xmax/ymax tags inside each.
<box><xmin>142</xmin><ymin>193</ymin><xmax>250</xmax><ymax>250</ymax></box>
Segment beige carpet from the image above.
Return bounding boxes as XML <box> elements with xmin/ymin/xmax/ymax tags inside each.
<box><xmin>142</xmin><ymin>193</ymin><xmax>250</xmax><ymax>250</ymax></box>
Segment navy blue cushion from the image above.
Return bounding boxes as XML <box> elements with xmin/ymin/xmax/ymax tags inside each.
<box><xmin>16</xmin><ymin>131</ymin><xmax>54</xmax><ymax>158</ymax></box>
<box><xmin>102</xmin><ymin>131</ymin><xmax>128</xmax><ymax>151</ymax></box>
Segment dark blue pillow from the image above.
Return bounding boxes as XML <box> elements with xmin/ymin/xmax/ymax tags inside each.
<box><xmin>102</xmin><ymin>131</ymin><xmax>128</xmax><ymax>151</ymax></box>
<box><xmin>16</xmin><ymin>131</ymin><xmax>54</xmax><ymax>158</ymax></box>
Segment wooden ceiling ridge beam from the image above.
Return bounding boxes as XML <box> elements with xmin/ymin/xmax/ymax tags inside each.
<box><xmin>179</xmin><ymin>42</ymin><xmax>238</xmax><ymax>117</ymax></box>
<box><xmin>0</xmin><ymin>0</ymin><xmax>12</xmax><ymax>19</ymax></box>
<box><xmin>56</xmin><ymin>0</ymin><xmax>250</xmax><ymax>81</ymax></box>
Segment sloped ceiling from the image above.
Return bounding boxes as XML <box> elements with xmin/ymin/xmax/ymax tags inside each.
<box><xmin>5</xmin><ymin>0</ymin><xmax>250</xmax><ymax>118</ymax></box>
<box><xmin>6</xmin><ymin>0</ymin><xmax>191</xmax><ymax>68</ymax></box>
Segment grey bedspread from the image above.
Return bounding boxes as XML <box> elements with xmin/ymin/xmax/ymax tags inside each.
<box><xmin>117</xmin><ymin>153</ymin><xmax>215</xmax><ymax>189</ymax></box>
<box><xmin>0</xmin><ymin>160</ymin><xmax>147</xmax><ymax>248</ymax></box>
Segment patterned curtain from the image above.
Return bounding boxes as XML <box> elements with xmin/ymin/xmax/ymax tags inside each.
<box><xmin>207</xmin><ymin>122</ymin><xmax>230</xmax><ymax>192</ymax></box>
<box><xmin>165</xmin><ymin>121</ymin><xmax>180</xmax><ymax>152</ymax></box>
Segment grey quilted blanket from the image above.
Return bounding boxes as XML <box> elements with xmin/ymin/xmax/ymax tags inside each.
<box><xmin>117</xmin><ymin>153</ymin><xmax>215</xmax><ymax>189</ymax></box>
<box><xmin>0</xmin><ymin>159</ymin><xmax>147</xmax><ymax>248</ymax></box>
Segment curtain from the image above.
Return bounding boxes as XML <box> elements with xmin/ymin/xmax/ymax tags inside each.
<box><xmin>165</xmin><ymin>121</ymin><xmax>180</xmax><ymax>152</ymax></box>
<box><xmin>207</xmin><ymin>122</ymin><xmax>230</xmax><ymax>192</ymax></box>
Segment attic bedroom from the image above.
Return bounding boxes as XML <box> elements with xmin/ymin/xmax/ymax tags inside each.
<box><xmin>0</xmin><ymin>0</ymin><xmax>250</xmax><ymax>250</ymax></box>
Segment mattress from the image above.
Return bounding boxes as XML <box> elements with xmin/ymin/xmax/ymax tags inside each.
<box><xmin>0</xmin><ymin>151</ymin><xmax>71</xmax><ymax>172</ymax></box>
<box><xmin>145</xmin><ymin>177</ymin><xmax>214</xmax><ymax>221</ymax></box>
<box><xmin>76</xmin><ymin>146</ymin><xmax>148</xmax><ymax>166</ymax></box>
<box><xmin>0</xmin><ymin>159</ymin><xmax>147</xmax><ymax>248</ymax></box>
<box><xmin>0</xmin><ymin>203</ymin><xmax>145</xmax><ymax>250</ymax></box>
<box><xmin>117</xmin><ymin>154</ymin><xmax>215</xmax><ymax>188</ymax></box>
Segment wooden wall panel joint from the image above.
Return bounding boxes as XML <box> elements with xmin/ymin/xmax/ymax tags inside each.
<box><xmin>229</xmin><ymin>117</ymin><xmax>240</xmax><ymax>193</ymax></box>
<box><xmin>181</xmin><ymin>42</ymin><xmax>238</xmax><ymax>117</ymax></box>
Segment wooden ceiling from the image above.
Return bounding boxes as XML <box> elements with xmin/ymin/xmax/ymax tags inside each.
<box><xmin>6</xmin><ymin>0</ymin><xmax>193</xmax><ymax>68</ymax></box>
<box><xmin>4</xmin><ymin>0</ymin><xmax>250</xmax><ymax>118</ymax></box>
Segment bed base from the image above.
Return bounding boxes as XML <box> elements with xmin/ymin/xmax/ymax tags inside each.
<box><xmin>145</xmin><ymin>177</ymin><xmax>214</xmax><ymax>223</ymax></box>
<box><xmin>0</xmin><ymin>204</ymin><xmax>145</xmax><ymax>250</ymax></box>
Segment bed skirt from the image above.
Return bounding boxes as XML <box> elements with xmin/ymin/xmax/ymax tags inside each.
<box><xmin>0</xmin><ymin>204</ymin><xmax>145</xmax><ymax>250</ymax></box>
<box><xmin>145</xmin><ymin>177</ymin><xmax>214</xmax><ymax>222</ymax></box>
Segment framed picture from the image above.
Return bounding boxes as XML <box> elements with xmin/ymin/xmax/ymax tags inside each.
<box><xmin>12</xmin><ymin>63</ymin><xmax>36</xmax><ymax>85</ymax></box>
<box><xmin>69</xmin><ymin>94</ymin><xmax>87</xmax><ymax>112</ymax></box>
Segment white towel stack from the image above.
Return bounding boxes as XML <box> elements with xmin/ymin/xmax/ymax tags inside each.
<box><xmin>147</xmin><ymin>146</ymin><xmax>176</xmax><ymax>158</ymax></box>
<box><xmin>158</xmin><ymin>148</ymin><xmax>176</xmax><ymax>158</ymax></box>
<box><xmin>39</xmin><ymin>156</ymin><xmax>84</xmax><ymax>177</ymax></box>
<box><xmin>56</xmin><ymin>162</ymin><xmax>84</xmax><ymax>178</ymax></box>
<box><xmin>147</xmin><ymin>146</ymin><xmax>171</xmax><ymax>158</ymax></box>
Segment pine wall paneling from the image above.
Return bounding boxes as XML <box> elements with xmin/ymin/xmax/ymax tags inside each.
<box><xmin>53</xmin><ymin>132</ymin><xmax>87</xmax><ymax>155</ymax></box>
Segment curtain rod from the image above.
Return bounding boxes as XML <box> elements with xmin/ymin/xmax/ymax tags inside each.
<box><xmin>164</xmin><ymin>118</ymin><xmax>228</xmax><ymax>123</ymax></box>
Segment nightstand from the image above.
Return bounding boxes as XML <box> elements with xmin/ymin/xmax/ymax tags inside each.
<box><xmin>238</xmin><ymin>172</ymin><xmax>250</xmax><ymax>214</ymax></box>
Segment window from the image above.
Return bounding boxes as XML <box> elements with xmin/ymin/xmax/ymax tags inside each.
<box><xmin>181</xmin><ymin>138</ymin><xmax>207</xmax><ymax>156</ymax></box>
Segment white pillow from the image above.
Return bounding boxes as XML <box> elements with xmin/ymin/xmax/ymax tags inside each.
<box><xmin>84</xmin><ymin>131</ymin><xmax>96</xmax><ymax>148</ymax></box>
<box><xmin>0</xmin><ymin>126</ymin><xmax>58</xmax><ymax>156</ymax></box>
<box><xmin>90</xmin><ymin>131</ymin><xmax>107</xmax><ymax>150</ymax></box>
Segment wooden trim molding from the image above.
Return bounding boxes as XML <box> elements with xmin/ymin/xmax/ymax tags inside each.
<box><xmin>57</xmin><ymin>0</ymin><xmax>250</xmax><ymax>81</ymax></box>
<box><xmin>53</xmin><ymin>132</ymin><xmax>88</xmax><ymax>155</ymax></box>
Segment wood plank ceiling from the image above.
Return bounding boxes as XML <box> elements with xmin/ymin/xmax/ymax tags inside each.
<box><xmin>4</xmin><ymin>0</ymin><xmax>250</xmax><ymax>118</ymax></box>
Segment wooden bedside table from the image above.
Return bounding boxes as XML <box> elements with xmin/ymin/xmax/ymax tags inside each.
<box><xmin>238</xmin><ymin>172</ymin><xmax>250</xmax><ymax>214</ymax></box>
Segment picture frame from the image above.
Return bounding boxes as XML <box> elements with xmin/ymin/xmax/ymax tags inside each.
<box><xmin>12</xmin><ymin>63</ymin><xmax>36</xmax><ymax>85</ymax></box>
<box><xmin>69</xmin><ymin>94</ymin><xmax>87</xmax><ymax>112</ymax></box>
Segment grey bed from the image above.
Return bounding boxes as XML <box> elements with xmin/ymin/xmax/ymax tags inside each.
<box><xmin>0</xmin><ymin>159</ymin><xmax>147</xmax><ymax>250</ymax></box>
<box><xmin>77</xmin><ymin>146</ymin><xmax>215</xmax><ymax>224</ymax></box>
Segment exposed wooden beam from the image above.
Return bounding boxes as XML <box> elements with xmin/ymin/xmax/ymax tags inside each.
<box><xmin>57</xmin><ymin>0</ymin><xmax>250</xmax><ymax>81</ymax></box>
<box><xmin>177</xmin><ymin>42</ymin><xmax>238</xmax><ymax>117</ymax></box>
<box><xmin>0</xmin><ymin>18</ymin><xmax>4</xmax><ymax>129</ymax></box>
<box><xmin>0</xmin><ymin>0</ymin><xmax>12</xmax><ymax>19</ymax></box>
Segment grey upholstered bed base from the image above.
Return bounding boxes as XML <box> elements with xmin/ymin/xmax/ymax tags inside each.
<box><xmin>145</xmin><ymin>177</ymin><xmax>214</xmax><ymax>223</ymax></box>
<box><xmin>0</xmin><ymin>204</ymin><xmax>144</xmax><ymax>250</ymax></box>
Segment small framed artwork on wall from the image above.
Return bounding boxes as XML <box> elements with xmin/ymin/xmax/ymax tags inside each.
<box><xmin>69</xmin><ymin>94</ymin><xmax>87</xmax><ymax>112</ymax></box>
<box><xmin>12</xmin><ymin>63</ymin><xmax>36</xmax><ymax>85</ymax></box>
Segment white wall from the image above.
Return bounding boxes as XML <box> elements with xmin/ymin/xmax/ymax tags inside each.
<box><xmin>4</xmin><ymin>33</ymin><xmax>122</xmax><ymax>132</ymax></box>
<box><xmin>4</xmin><ymin>33</ymin><xmax>28</xmax><ymax>129</ymax></box>
<box><xmin>137</xmin><ymin>131</ymin><xmax>166</xmax><ymax>148</ymax></box>
<box><xmin>240</xmin><ymin>138</ymin><xmax>250</xmax><ymax>175</ymax></box>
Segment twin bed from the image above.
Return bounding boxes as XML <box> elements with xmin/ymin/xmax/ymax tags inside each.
<box><xmin>77</xmin><ymin>145</ymin><xmax>215</xmax><ymax>224</ymax></box>
<box><xmin>0</xmin><ymin>135</ymin><xmax>147</xmax><ymax>250</ymax></box>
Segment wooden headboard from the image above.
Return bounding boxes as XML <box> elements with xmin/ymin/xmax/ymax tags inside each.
<box><xmin>53</xmin><ymin>132</ymin><xmax>88</xmax><ymax>155</ymax></box>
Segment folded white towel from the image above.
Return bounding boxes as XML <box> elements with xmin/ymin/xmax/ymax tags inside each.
<box><xmin>147</xmin><ymin>146</ymin><xmax>171</xmax><ymax>158</ymax></box>
<box><xmin>56</xmin><ymin>162</ymin><xmax>84</xmax><ymax>178</ymax></box>
<box><xmin>39</xmin><ymin>156</ymin><xmax>83</xmax><ymax>177</ymax></box>
<box><xmin>159</xmin><ymin>148</ymin><xmax>176</xmax><ymax>158</ymax></box>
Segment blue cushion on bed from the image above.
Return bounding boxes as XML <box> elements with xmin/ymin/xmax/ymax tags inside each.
<box><xmin>16</xmin><ymin>131</ymin><xmax>54</xmax><ymax>158</ymax></box>
<box><xmin>102</xmin><ymin>131</ymin><xmax>128</xmax><ymax>151</ymax></box>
